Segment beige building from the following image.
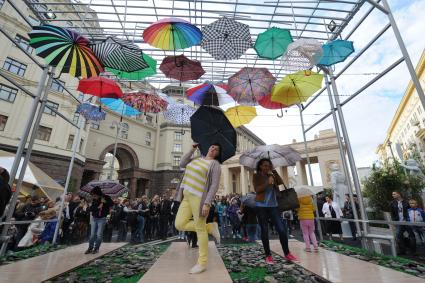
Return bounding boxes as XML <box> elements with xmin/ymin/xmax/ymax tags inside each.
<box><xmin>376</xmin><ymin>49</ymin><xmax>425</xmax><ymax>162</ymax></box>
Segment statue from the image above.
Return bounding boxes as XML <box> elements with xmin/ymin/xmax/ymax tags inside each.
<box><xmin>401</xmin><ymin>159</ymin><xmax>425</xmax><ymax>178</ymax></box>
<box><xmin>330</xmin><ymin>163</ymin><xmax>349</xmax><ymax>208</ymax></box>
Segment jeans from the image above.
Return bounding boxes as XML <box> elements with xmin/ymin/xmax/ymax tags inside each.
<box><xmin>89</xmin><ymin>217</ymin><xmax>106</xmax><ymax>250</ymax></box>
<box><xmin>246</xmin><ymin>224</ymin><xmax>258</xmax><ymax>242</ymax></box>
<box><xmin>137</xmin><ymin>216</ymin><xmax>145</xmax><ymax>243</ymax></box>
<box><xmin>396</xmin><ymin>225</ymin><xmax>416</xmax><ymax>253</ymax></box>
<box><xmin>257</xmin><ymin>206</ymin><xmax>290</xmax><ymax>256</ymax></box>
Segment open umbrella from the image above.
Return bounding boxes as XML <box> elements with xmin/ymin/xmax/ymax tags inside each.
<box><xmin>160</xmin><ymin>55</ymin><xmax>205</xmax><ymax>82</ymax></box>
<box><xmin>77</xmin><ymin>77</ymin><xmax>123</xmax><ymax>99</ymax></box>
<box><xmin>318</xmin><ymin>40</ymin><xmax>354</xmax><ymax>66</ymax></box>
<box><xmin>106</xmin><ymin>53</ymin><xmax>157</xmax><ymax>80</ymax></box>
<box><xmin>281</xmin><ymin>39</ymin><xmax>323</xmax><ymax>71</ymax></box>
<box><xmin>76</xmin><ymin>102</ymin><xmax>106</xmax><ymax>121</ymax></box>
<box><xmin>201</xmin><ymin>17</ymin><xmax>252</xmax><ymax>60</ymax></box>
<box><xmin>224</xmin><ymin>105</ymin><xmax>257</xmax><ymax>128</ymax></box>
<box><xmin>254</xmin><ymin>27</ymin><xmax>293</xmax><ymax>60</ymax></box>
<box><xmin>163</xmin><ymin>103</ymin><xmax>196</xmax><ymax>125</ymax></box>
<box><xmin>190</xmin><ymin>106</ymin><xmax>237</xmax><ymax>163</ymax></box>
<box><xmin>121</xmin><ymin>91</ymin><xmax>168</xmax><ymax>113</ymax></box>
<box><xmin>294</xmin><ymin>185</ymin><xmax>324</xmax><ymax>197</ymax></box>
<box><xmin>239</xmin><ymin>144</ymin><xmax>301</xmax><ymax>169</ymax></box>
<box><xmin>186</xmin><ymin>82</ymin><xmax>234</xmax><ymax>106</ymax></box>
<box><xmin>228</xmin><ymin>67</ymin><xmax>276</xmax><ymax>105</ymax></box>
<box><xmin>28</xmin><ymin>24</ymin><xmax>103</xmax><ymax>78</ymax></box>
<box><xmin>258</xmin><ymin>93</ymin><xmax>287</xmax><ymax>110</ymax></box>
<box><xmin>271</xmin><ymin>70</ymin><xmax>323</xmax><ymax>106</ymax></box>
<box><xmin>143</xmin><ymin>18</ymin><xmax>202</xmax><ymax>50</ymax></box>
<box><xmin>100</xmin><ymin>98</ymin><xmax>141</xmax><ymax>117</ymax></box>
<box><xmin>80</xmin><ymin>180</ymin><xmax>128</xmax><ymax>197</ymax></box>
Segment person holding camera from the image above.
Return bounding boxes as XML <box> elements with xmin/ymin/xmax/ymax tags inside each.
<box><xmin>15</xmin><ymin>195</ymin><xmax>42</xmax><ymax>244</ymax></box>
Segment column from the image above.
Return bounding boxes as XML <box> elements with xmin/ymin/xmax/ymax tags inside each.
<box><xmin>279</xmin><ymin>166</ymin><xmax>289</xmax><ymax>188</ymax></box>
<box><xmin>296</xmin><ymin>161</ymin><xmax>308</xmax><ymax>185</ymax></box>
<box><xmin>130</xmin><ymin>177</ymin><xmax>137</xmax><ymax>199</ymax></box>
<box><xmin>240</xmin><ymin>166</ymin><xmax>247</xmax><ymax>195</ymax></box>
<box><xmin>222</xmin><ymin>166</ymin><xmax>231</xmax><ymax>195</ymax></box>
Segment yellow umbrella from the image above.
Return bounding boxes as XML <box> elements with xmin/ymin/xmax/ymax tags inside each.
<box><xmin>271</xmin><ymin>70</ymin><xmax>323</xmax><ymax>106</ymax></box>
<box><xmin>224</xmin><ymin>105</ymin><xmax>257</xmax><ymax>128</ymax></box>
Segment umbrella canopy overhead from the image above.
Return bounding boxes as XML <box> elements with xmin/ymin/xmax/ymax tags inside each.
<box><xmin>201</xmin><ymin>17</ymin><xmax>252</xmax><ymax>60</ymax></box>
<box><xmin>28</xmin><ymin>24</ymin><xmax>103</xmax><ymax>78</ymax></box>
<box><xmin>228</xmin><ymin>67</ymin><xmax>276</xmax><ymax>105</ymax></box>
<box><xmin>90</xmin><ymin>36</ymin><xmax>148</xmax><ymax>73</ymax></box>
<box><xmin>80</xmin><ymin>180</ymin><xmax>128</xmax><ymax>197</ymax></box>
<box><xmin>186</xmin><ymin>82</ymin><xmax>234</xmax><ymax>106</ymax></box>
<box><xmin>295</xmin><ymin>185</ymin><xmax>324</xmax><ymax>197</ymax></box>
<box><xmin>163</xmin><ymin>103</ymin><xmax>196</xmax><ymax>125</ymax></box>
<box><xmin>160</xmin><ymin>55</ymin><xmax>205</xmax><ymax>82</ymax></box>
<box><xmin>318</xmin><ymin>39</ymin><xmax>354</xmax><ymax>66</ymax></box>
<box><xmin>76</xmin><ymin>102</ymin><xmax>106</xmax><ymax>121</ymax></box>
<box><xmin>281</xmin><ymin>39</ymin><xmax>323</xmax><ymax>71</ymax></box>
<box><xmin>190</xmin><ymin>106</ymin><xmax>237</xmax><ymax>163</ymax></box>
<box><xmin>77</xmin><ymin>77</ymin><xmax>124</xmax><ymax>99</ymax></box>
<box><xmin>271</xmin><ymin>70</ymin><xmax>323</xmax><ymax>106</ymax></box>
<box><xmin>239</xmin><ymin>144</ymin><xmax>301</xmax><ymax>169</ymax></box>
<box><xmin>100</xmin><ymin>98</ymin><xmax>141</xmax><ymax>117</ymax></box>
<box><xmin>224</xmin><ymin>105</ymin><xmax>257</xmax><ymax>128</ymax></box>
<box><xmin>254</xmin><ymin>27</ymin><xmax>293</xmax><ymax>60</ymax></box>
<box><xmin>121</xmin><ymin>91</ymin><xmax>168</xmax><ymax>113</ymax></box>
<box><xmin>143</xmin><ymin>18</ymin><xmax>202</xmax><ymax>50</ymax></box>
<box><xmin>106</xmin><ymin>53</ymin><xmax>157</xmax><ymax>80</ymax></box>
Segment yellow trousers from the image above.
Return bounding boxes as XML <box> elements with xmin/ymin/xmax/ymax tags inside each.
<box><xmin>175</xmin><ymin>190</ymin><xmax>214</xmax><ymax>266</ymax></box>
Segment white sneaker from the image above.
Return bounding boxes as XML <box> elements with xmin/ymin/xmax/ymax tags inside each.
<box><xmin>209</xmin><ymin>222</ymin><xmax>221</xmax><ymax>244</ymax></box>
<box><xmin>189</xmin><ymin>264</ymin><xmax>206</xmax><ymax>274</ymax></box>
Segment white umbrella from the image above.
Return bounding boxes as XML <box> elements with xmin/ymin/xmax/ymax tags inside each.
<box><xmin>294</xmin><ymin>185</ymin><xmax>324</xmax><ymax>197</ymax></box>
<box><xmin>281</xmin><ymin>39</ymin><xmax>323</xmax><ymax>71</ymax></box>
<box><xmin>239</xmin><ymin>144</ymin><xmax>301</xmax><ymax>169</ymax></box>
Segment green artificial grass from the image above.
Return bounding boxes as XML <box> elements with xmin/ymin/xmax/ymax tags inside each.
<box><xmin>229</xmin><ymin>266</ymin><xmax>267</xmax><ymax>282</ymax></box>
<box><xmin>111</xmin><ymin>273</ymin><xmax>144</xmax><ymax>283</ymax></box>
<box><xmin>0</xmin><ymin>244</ymin><xmax>65</xmax><ymax>265</ymax></box>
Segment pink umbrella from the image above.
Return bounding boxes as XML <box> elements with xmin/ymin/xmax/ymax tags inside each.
<box><xmin>122</xmin><ymin>91</ymin><xmax>168</xmax><ymax>113</ymax></box>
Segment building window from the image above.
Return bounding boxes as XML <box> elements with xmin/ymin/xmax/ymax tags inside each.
<box><xmin>120</xmin><ymin>123</ymin><xmax>129</xmax><ymax>139</ymax></box>
<box><xmin>418</xmin><ymin>106</ymin><xmax>423</xmax><ymax>115</ymax></box>
<box><xmin>14</xmin><ymin>35</ymin><xmax>32</xmax><ymax>53</ymax></box>
<box><xmin>146</xmin><ymin>115</ymin><xmax>153</xmax><ymax>124</ymax></box>
<box><xmin>73</xmin><ymin>113</ymin><xmax>80</xmax><ymax>124</ymax></box>
<box><xmin>174</xmin><ymin>131</ymin><xmax>182</xmax><ymax>141</ymax></box>
<box><xmin>36</xmin><ymin>126</ymin><xmax>52</xmax><ymax>141</ymax></box>
<box><xmin>0</xmin><ymin>84</ymin><xmax>17</xmax><ymax>103</ymax></box>
<box><xmin>91</xmin><ymin>121</ymin><xmax>100</xmax><ymax>130</ymax></box>
<box><xmin>145</xmin><ymin>131</ymin><xmax>151</xmax><ymax>146</ymax></box>
<box><xmin>79</xmin><ymin>139</ymin><xmax>84</xmax><ymax>153</ymax></box>
<box><xmin>0</xmin><ymin>114</ymin><xmax>8</xmax><ymax>131</ymax></box>
<box><xmin>66</xmin><ymin>134</ymin><xmax>74</xmax><ymax>150</ymax></box>
<box><xmin>3</xmin><ymin>57</ymin><xmax>27</xmax><ymax>76</ymax></box>
<box><xmin>43</xmin><ymin>101</ymin><xmax>59</xmax><ymax>116</ymax></box>
<box><xmin>173</xmin><ymin>156</ymin><xmax>181</xmax><ymax>167</ymax></box>
<box><xmin>50</xmin><ymin>79</ymin><xmax>65</xmax><ymax>92</ymax></box>
<box><xmin>173</xmin><ymin>143</ymin><xmax>182</xmax><ymax>152</ymax></box>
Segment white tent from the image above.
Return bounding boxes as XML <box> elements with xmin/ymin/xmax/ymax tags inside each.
<box><xmin>0</xmin><ymin>150</ymin><xmax>64</xmax><ymax>200</ymax></box>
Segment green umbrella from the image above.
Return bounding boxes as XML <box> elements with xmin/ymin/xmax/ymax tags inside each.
<box><xmin>254</xmin><ymin>27</ymin><xmax>293</xmax><ymax>60</ymax></box>
<box><xmin>106</xmin><ymin>53</ymin><xmax>157</xmax><ymax>80</ymax></box>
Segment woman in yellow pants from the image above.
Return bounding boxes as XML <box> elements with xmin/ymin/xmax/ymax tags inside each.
<box><xmin>175</xmin><ymin>143</ymin><xmax>222</xmax><ymax>274</ymax></box>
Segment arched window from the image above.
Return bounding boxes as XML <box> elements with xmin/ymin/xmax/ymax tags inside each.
<box><xmin>120</xmin><ymin>123</ymin><xmax>129</xmax><ymax>139</ymax></box>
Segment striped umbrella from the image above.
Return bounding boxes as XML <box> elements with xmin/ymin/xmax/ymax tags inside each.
<box><xmin>143</xmin><ymin>18</ymin><xmax>202</xmax><ymax>50</ymax></box>
<box><xmin>186</xmin><ymin>82</ymin><xmax>234</xmax><ymax>106</ymax></box>
<box><xmin>90</xmin><ymin>37</ymin><xmax>149</xmax><ymax>72</ymax></box>
<box><xmin>121</xmin><ymin>91</ymin><xmax>168</xmax><ymax>113</ymax></box>
<box><xmin>28</xmin><ymin>24</ymin><xmax>103</xmax><ymax>78</ymax></box>
<box><xmin>106</xmin><ymin>53</ymin><xmax>157</xmax><ymax>80</ymax></box>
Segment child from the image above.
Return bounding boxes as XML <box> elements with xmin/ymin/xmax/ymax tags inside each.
<box><xmin>408</xmin><ymin>199</ymin><xmax>425</xmax><ymax>244</ymax></box>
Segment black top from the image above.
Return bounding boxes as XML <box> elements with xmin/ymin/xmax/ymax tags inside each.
<box><xmin>390</xmin><ymin>199</ymin><xmax>409</xmax><ymax>221</ymax></box>
<box><xmin>90</xmin><ymin>195</ymin><xmax>113</xmax><ymax>219</ymax></box>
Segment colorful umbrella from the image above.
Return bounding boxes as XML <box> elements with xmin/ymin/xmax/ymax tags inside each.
<box><xmin>254</xmin><ymin>27</ymin><xmax>293</xmax><ymax>60</ymax></box>
<box><xmin>28</xmin><ymin>24</ymin><xmax>103</xmax><ymax>78</ymax></box>
<box><xmin>190</xmin><ymin>106</ymin><xmax>236</xmax><ymax>163</ymax></box>
<box><xmin>121</xmin><ymin>91</ymin><xmax>168</xmax><ymax>113</ymax></box>
<box><xmin>258</xmin><ymin>93</ymin><xmax>287</xmax><ymax>110</ymax></box>
<box><xmin>318</xmin><ymin>40</ymin><xmax>354</xmax><ymax>66</ymax></box>
<box><xmin>100</xmin><ymin>98</ymin><xmax>141</xmax><ymax>117</ymax></box>
<box><xmin>186</xmin><ymin>82</ymin><xmax>234</xmax><ymax>106</ymax></box>
<box><xmin>271</xmin><ymin>70</ymin><xmax>323</xmax><ymax>106</ymax></box>
<box><xmin>76</xmin><ymin>102</ymin><xmax>106</xmax><ymax>121</ymax></box>
<box><xmin>80</xmin><ymin>180</ymin><xmax>128</xmax><ymax>197</ymax></box>
<box><xmin>281</xmin><ymin>39</ymin><xmax>323</xmax><ymax>71</ymax></box>
<box><xmin>159</xmin><ymin>55</ymin><xmax>205</xmax><ymax>82</ymax></box>
<box><xmin>77</xmin><ymin>77</ymin><xmax>123</xmax><ymax>99</ymax></box>
<box><xmin>90</xmin><ymin>36</ymin><xmax>148</xmax><ymax>72</ymax></box>
<box><xmin>106</xmin><ymin>53</ymin><xmax>157</xmax><ymax>80</ymax></box>
<box><xmin>143</xmin><ymin>18</ymin><xmax>202</xmax><ymax>50</ymax></box>
<box><xmin>201</xmin><ymin>17</ymin><xmax>252</xmax><ymax>60</ymax></box>
<box><xmin>224</xmin><ymin>105</ymin><xmax>257</xmax><ymax>128</ymax></box>
<box><xmin>163</xmin><ymin>103</ymin><xmax>196</xmax><ymax>125</ymax></box>
<box><xmin>228</xmin><ymin>67</ymin><xmax>276</xmax><ymax>105</ymax></box>
<box><xmin>239</xmin><ymin>144</ymin><xmax>301</xmax><ymax>169</ymax></box>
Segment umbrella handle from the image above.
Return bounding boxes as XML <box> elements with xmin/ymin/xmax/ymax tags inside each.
<box><xmin>277</xmin><ymin>108</ymin><xmax>284</xmax><ymax>118</ymax></box>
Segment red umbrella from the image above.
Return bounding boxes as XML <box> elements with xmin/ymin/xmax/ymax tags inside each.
<box><xmin>258</xmin><ymin>93</ymin><xmax>287</xmax><ymax>109</ymax></box>
<box><xmin>77</xmin><ymin>77</ymin><xmax>123</xmax><ymax>98</ymax></box>
<box><xmin>159</xmin><ymin>54</ymin><xmax>205</xmax><ymax>82</ymax></box>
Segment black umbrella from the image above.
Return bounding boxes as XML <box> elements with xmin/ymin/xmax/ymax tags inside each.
<box><xmin>190</xmin><ymin>106</ymin><xmax>237</xmax><ymax>163</ymax></box>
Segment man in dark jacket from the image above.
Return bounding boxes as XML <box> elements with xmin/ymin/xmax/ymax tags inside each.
<box><xmin>85</xmin><ymin>186</ymin><xmax>113</xmax><ymax>254</ymax></box>
<box><xmin>0</xmin><ymin>167</ymin><xmax>11</xmax><ymax>220</ymax></box>
<box><xmin>159</xmin><ymin>191</ymin><xmax>172</xmax><ymax>240</ymax></box>
<box><xmin>343</xmin><ymin>194</ymin><xmax>360</xmax><ymax>241</ymax></box>
<box><xmin>390</xmin><ymin>191</ymin><xmax>416</xmax><ymax>254</ymax></box>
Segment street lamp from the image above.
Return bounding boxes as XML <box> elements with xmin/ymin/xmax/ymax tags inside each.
<box><xmin>109</xmin><ymin>120</ymin><xmax>123</xmax><ymax>180</ymax></box>
<box><xmin>387</xmin><ymin>140</ymin><xmax>396</xmax><ymax>160</ymax></box>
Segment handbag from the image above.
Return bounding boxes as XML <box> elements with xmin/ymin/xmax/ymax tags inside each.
<box><xmin>276</xmin><ymin>183</ymin><xmax>299</xmax><ymax>212</ymax></box>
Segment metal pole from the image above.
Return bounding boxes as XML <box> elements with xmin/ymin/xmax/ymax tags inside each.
<box><xmin>298</xmin><ymin>104</ymin><xmax>323</xmax><ymax>241</ymax></box>
<box><xmin>324</xmin><ymin>75</ymin><xmax>363</xmax><ymax>242</ymax></box>
<box><xmin>381</xmin><ymin>0</ymin><xmax>425</xmax><ymax>111</ymax></box>
<box><xmin>109</xmin><ymin>122</ymin><xmax>120</xmax><ymax>180</ymax></box>
<box><xmin>52</xmin><ymin>116</ymin><xmax>84</xmax><ymax>245</ymax></box>
<box><xmin>326</xmin><ymin>71</ymin><xmax>368</xmax><ymax>240</ymax></box>
<box><xmin>0</xmin><ymin>68</ymin><xmax>53</xmax><ymax>255</ymax></box>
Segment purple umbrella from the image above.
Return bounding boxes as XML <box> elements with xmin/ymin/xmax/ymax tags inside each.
<box><xmin>80</xmin><ymin>180</ymin><xmax>128</xmax><ymax>197</ymax></box>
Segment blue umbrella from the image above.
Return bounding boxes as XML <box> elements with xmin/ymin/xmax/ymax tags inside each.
<box><xmin>100</xmin><ymin>98</ymin><xmax>141</xmax><ymax>117</ymax></box>
<box><xmin>76</xmin><ymin>102</ymin><xmax>106</xmax><ymax>121</ymax></box>
<box><xmin>318</xmin><ymin>40</ymin><xmax>354</xmax><ymax>66</ymax></box>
